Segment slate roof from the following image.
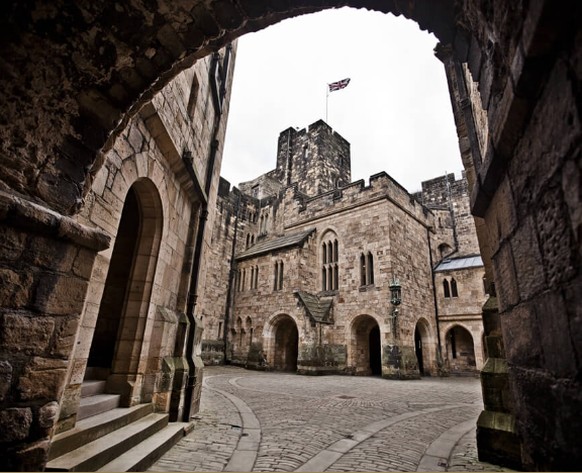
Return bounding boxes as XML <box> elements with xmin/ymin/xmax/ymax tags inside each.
<box><xmin>434</xmin><ymin>255</ymin><xmax>483</xmax><ymax>272</ymax></box>
<box><xmin>236</xmin><ymin>228</ymin><xmax>315</xmax><ymax>260</ymax></box>
<box><xmin>294</xmin><ymin>290</ymin><xmax>334</xmax><ymax>325</ymax></box>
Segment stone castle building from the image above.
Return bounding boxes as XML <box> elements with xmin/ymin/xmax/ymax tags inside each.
<box><xmin>1</xmin><ymin>2</ymin><xmax>580</xmax><ymax>471</ymax></box>
<box><xmin>0</xmin><ymin>42</ymin><xmax>236</xmax><ymax>470</ymax></box>
<box><xmin>200</xmin><ymin>120</ymin><xmax>488</xmax><ymax>379</ymax></box>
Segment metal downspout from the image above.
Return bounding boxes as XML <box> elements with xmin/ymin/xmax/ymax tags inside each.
<box><xmin>182</xmin><ymin>50</ymin><xmax>224</xmax><ymax>421</ymax></box>
<box><xmin>222</xmin><ymin>193</ymin><xmax>240</xmax><ymax>363</ymax></box>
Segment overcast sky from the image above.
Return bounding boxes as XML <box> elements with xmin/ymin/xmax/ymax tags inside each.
<box><xmin>220</xmin><ymin>7</ymin><xmax>463</xmax><ymax>194</ymax></box>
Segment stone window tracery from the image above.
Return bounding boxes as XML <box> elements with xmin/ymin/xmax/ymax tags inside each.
<box><xmin>321</xmin><ymin>232</ymin><xmax>339</xmax><ymax>291</ymax></box>
<box><xmin>249</xmin><ymin>265</ymin><xmax>259</xmax><ymax>289</ymax></box>
<box><xmin>274</xmin><ymin>260</ymin><xmax>284</xmax><ymax>291</ymax></box>
<box><xmin>360</xmin><ymin>252</ymin><xmax>375</xmax><ymax>286</ymax></box>
<box><xmin>451</xmin><ymin>277</ymin><xmax>458</xmax><ymax>297</ymax></box>
<box><xmin>443</xmin><ymin>279</ymin><xmax>450</xmax><ymax>298</ymax></box>
<box><xmin>443</xmin><ymin>277</ymin><xmax>459</xmax><ymax>298</ymax></box>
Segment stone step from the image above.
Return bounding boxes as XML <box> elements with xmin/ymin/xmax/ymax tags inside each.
<box><xmin>78</xmin><ymin>394</ymin><xmax>121</xmax><ymax>421</ymax></box>
<box><xmin>48</xmin><ymin>404</ymin><xmax>154</xmax><ymax>461</ymax></box>
<box><xmin>45</xmin><ymin>413</ymin><xmax>169</xmax><ymax>472</ymax></box>
<box><xmin>97</xmin><ymin>423</ymin><xmax>190</xmax><ymax>472</ymax></box>
<box><xmin>81</xmin><ymin>380</ymin><xmax>106</xmax><ymax>398</ymax></box>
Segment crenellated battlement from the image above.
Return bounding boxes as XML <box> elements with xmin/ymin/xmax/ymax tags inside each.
<box><xmin>282</xmin><ymin>170</ymin><xmax>433</xmax><ymax>229</ymax></box>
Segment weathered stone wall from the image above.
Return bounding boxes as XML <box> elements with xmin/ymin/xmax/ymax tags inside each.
<box><xmin>273</xmin><ymin>120</ymin><xmax>351</xmax><ymax>196</ymax></box>
<box><xmin>436</xmin><ymin>266</ymin><xmax>487</xmax><ymax>371</ymax></box>
<box><xmin>206</xmin><ymin>146</ymin><xmax>443</xmax><ymax>379</ymax></box>
<box><xmin>0</xmin><ymin>198</ymin><xmax>109</xmax><ymax>469</ymax></box>
<box><xmin>55</xmin><ymin>46</ymin><xmax>236</xmax><ymax>435</ymax></box>
<box><xmin>1</xmin><ymin>1</ymin><xmax>580</xmax><ymax>470</ymax></box>
<box><xmin>418</xmin><ymin>173</ymin><xmax>481</xmax><ymax>259</ymax></box>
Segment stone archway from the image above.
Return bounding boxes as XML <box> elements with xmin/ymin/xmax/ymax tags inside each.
<box><xmin>271</xmin><ymin>315</ymin><xmax>299</xmax><ymax>372</ymax></box>
<box><xmin>350</xmin><ymin>314</ymin><xmax>382</xmax><ymax>376</ymax></box>
<box><xmin>1</xmin><ymin>2</ymin><xmax>580</xmax><ymax>471</ymax></box>
<box><xmin>445</xmin><ymin>325</ymin><xmax>477</xmax><ymax>376</ymax></box>
<box><xmin>88</xmin><ymin>179</ymin><xmax>163</xmax><ymax>405</ymax></box>
<box><xmin>414</xmin><ymin>318</ymin><xmax>435</xmax><ymax>377</ymax></box>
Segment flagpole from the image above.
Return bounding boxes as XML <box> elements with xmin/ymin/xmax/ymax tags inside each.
<box><xmin>325</xmin><ymin>84</ymin><xmax>329</xmax><ymax>123</ymax></box>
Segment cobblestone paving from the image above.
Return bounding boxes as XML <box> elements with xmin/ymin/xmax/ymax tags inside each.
<box><xmin>150</xmin><ymin>366</ymin><xmax>513</xmax><ymax>472</ymax></box>
<box><xmin>448</xmin><ymin>429</ymin><xmax>513</xmax><ymax>472</ymax></box>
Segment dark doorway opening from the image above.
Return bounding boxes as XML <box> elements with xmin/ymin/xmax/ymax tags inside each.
<box><xmin>369</xmin><ymin>325</ymin><xmax>382</xmax><ymax>376</ymax></box>
<box><xmin>415</xmin><ymin>326</ymin><xmax>424</xmax><ymax>375</ymax></box>
<box><xmin>88</xmin><ymin>187</ymin><xmax>139</xmax><ymax>373</ymax></box>
<box><xmin>274</xmin><ymin>316</ymin><xmax>298</xmax><ymax>372</ymax></box>
<box><xmin>446</xmin><ymin>325</ymin><xmax>477</xmax><ymax>375</ymax></box>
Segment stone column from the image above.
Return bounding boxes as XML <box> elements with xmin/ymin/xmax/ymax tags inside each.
<box><xmin>0</xmin><ymin>191</ymin><xmax>109</xmax><ymax>471</ymax></box>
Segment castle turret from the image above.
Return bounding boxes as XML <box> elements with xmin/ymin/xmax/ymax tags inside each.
<box><xmin>275</xmin><ymin>120</ymin><xmax>351</xmax><ymax>196</ymax></box>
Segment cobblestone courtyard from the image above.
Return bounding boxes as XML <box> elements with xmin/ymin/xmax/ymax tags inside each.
<box><xmin>150</xmin><ymin>366</ymin><xmax>513</xmax><ymax>472</ymax></box>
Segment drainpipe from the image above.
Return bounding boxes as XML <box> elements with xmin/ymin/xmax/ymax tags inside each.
<box><xmin>182</xmin><ymin>48</ymin><xmax>228</xmax><ymax>421</ymax></box>
<box><xmin>446</xmin><ymin>174</ymin><xmax>459</xmax><ymax>257</ymax></box>
<box><xmin>222</xmin><ymin>192</ymin><xmax>240</xmax><ymax>363</ymax></box>
<box><xmin>427</xmin><ymin>227</ymin><xmax>444</xmax><ymax>372</ymax></box>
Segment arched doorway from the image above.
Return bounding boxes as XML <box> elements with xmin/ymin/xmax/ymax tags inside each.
<box><xmin>369</xmin><ymin>325</ymin><xmax>382</xmax><ymax>376</ymax></box>
<box><xmin>414</xmin><ymin>318</ymin><xmax>433</xmax><ymax>376</ymax></box>
<box><xmin>446</xmin><ymin>325</ymin><xmax>477</xmax><ymax>376</ymax></box>
<box><xmin>414</xmin><ymin>326</ymin><xmax>424</xmax><ymax>375</ymax></box>
<box><xmin>350</xmin><ymin>315</ymin><xmax>382</xmax><ymax>376</ymax></box>
<box><xmin>273</xmin><ymin>315</ymin><xmax>298</xmax><ymax>372</ymax></box>
<box><xmin>87</xmin><ymin>179</ymin><xmax>163</xmax><ymax>403</ymax></box>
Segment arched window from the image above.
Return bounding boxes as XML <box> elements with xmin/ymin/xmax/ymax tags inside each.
<box><xmin>251</xmin><ymin>235</ymin><xmax>255</xmax><ymax>245</ymax></box>
<box><xmin>360</xmin><ymin>251</ymin><xmax>375</xmax><ymax>286</ymax></box>
<box><xmin>443</xmin><ymin>279</ymin><xmax>451</xmax><ymax>298</ymax></box>
<box><xmin>254</xmin><ymin>265</ymin><xmax>259</xmax><ymax>289</ymax></box>
<box><xmin>367</xmin><ymin>252</ymin><xmax>374</xmax><ymax>285</ymax></box>
<box><xmin>321</xmin><ymin>232</ymin><xmax>339</xmax><ymax>291</ymax></box>
<box><xmin>250</xmin><ymin>267</ymin><xmax>254</xmax><ymax>289</ymax></box>
<box><xmin>273</xmin><ymin>260</ymin><xmax>284</xmax><ymax>291</ymax></box>
<box><xmin>246</xmin><ymin>234</ymin><xmax>250</xmax><ymax>248</ymax></box>
<box><xmin>242</xmin><ymin>269</ymin><xmax>246</xmax><ymax>291</ymax></box>
<box><xmin>278</xmin><ymin>261</ymin><xmax>284</xmax><ymax>290</ymax></box>
<box><xmin>451</xmin><ymin>278</ymin><xmax>458</xmax><ymax>297</ymax></box>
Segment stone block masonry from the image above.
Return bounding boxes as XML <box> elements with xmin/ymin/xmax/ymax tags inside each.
<box><xmin>201</xmin><ymin>119</ymin><xmax>486</xmax><ymax>384</ymax></box>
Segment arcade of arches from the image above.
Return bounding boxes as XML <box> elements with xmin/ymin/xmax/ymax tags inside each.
<box><xmin>1</xmin><ymin>1</ymin><xmax>581</xmax><ymax>471</ymax></box>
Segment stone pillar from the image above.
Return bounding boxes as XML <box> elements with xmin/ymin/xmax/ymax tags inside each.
<box><xmin>0</xmin><ymin>191</ymin><xmax>109</xmax><ymax>471</ymax></box>
<box><xmin>476</xmin><ymin>296</ymin><xmax>522</xmax><ymax>469</ymax></box>
<box><xmin>187</xmin><ymin>316</ymin><xmax>205</xmax><ymax>418</ymax></box>
<box><xmin>382</xmin><ymin>315</ymin><xmax>421</xmax><ymax>380</ymax></box>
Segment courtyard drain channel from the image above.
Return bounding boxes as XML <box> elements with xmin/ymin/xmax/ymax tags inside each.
<box><xmin>203</xmin><ymin>377</ymin><xmax>261</xmax><ymax>472</ymax></box>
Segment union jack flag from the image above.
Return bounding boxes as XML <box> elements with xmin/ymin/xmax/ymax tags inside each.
<box><xmin>328</xmin><ymin>78</ymin><xmax>351</xmax><ymax>92</ymax></box>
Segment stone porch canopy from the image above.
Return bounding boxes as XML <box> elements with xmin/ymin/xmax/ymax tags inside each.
<box><xmin>294</xmin><ymin>290</ymin><xmax>334</xmax><ymax>325</ymax></box>
<box><xmin>236</xmin><ymin>228</ymin><xmax>315</xmax><ymax>261</ymax></box>
<box><xmin>434</xmin><ymin>255</ymin><xmax>483</xmax><ymax>272</ymax></box>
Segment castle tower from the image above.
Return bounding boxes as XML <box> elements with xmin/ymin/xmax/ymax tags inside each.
<box><xmin>274</xmin><ymin>120</ymin><xmax>351</xmax><ymax>196</ymax></box>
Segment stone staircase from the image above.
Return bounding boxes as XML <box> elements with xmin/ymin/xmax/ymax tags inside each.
<box><xmin>46</xmin><ymin>379</ymin><xmax>191</xmax><ymax>471</ymax></box>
